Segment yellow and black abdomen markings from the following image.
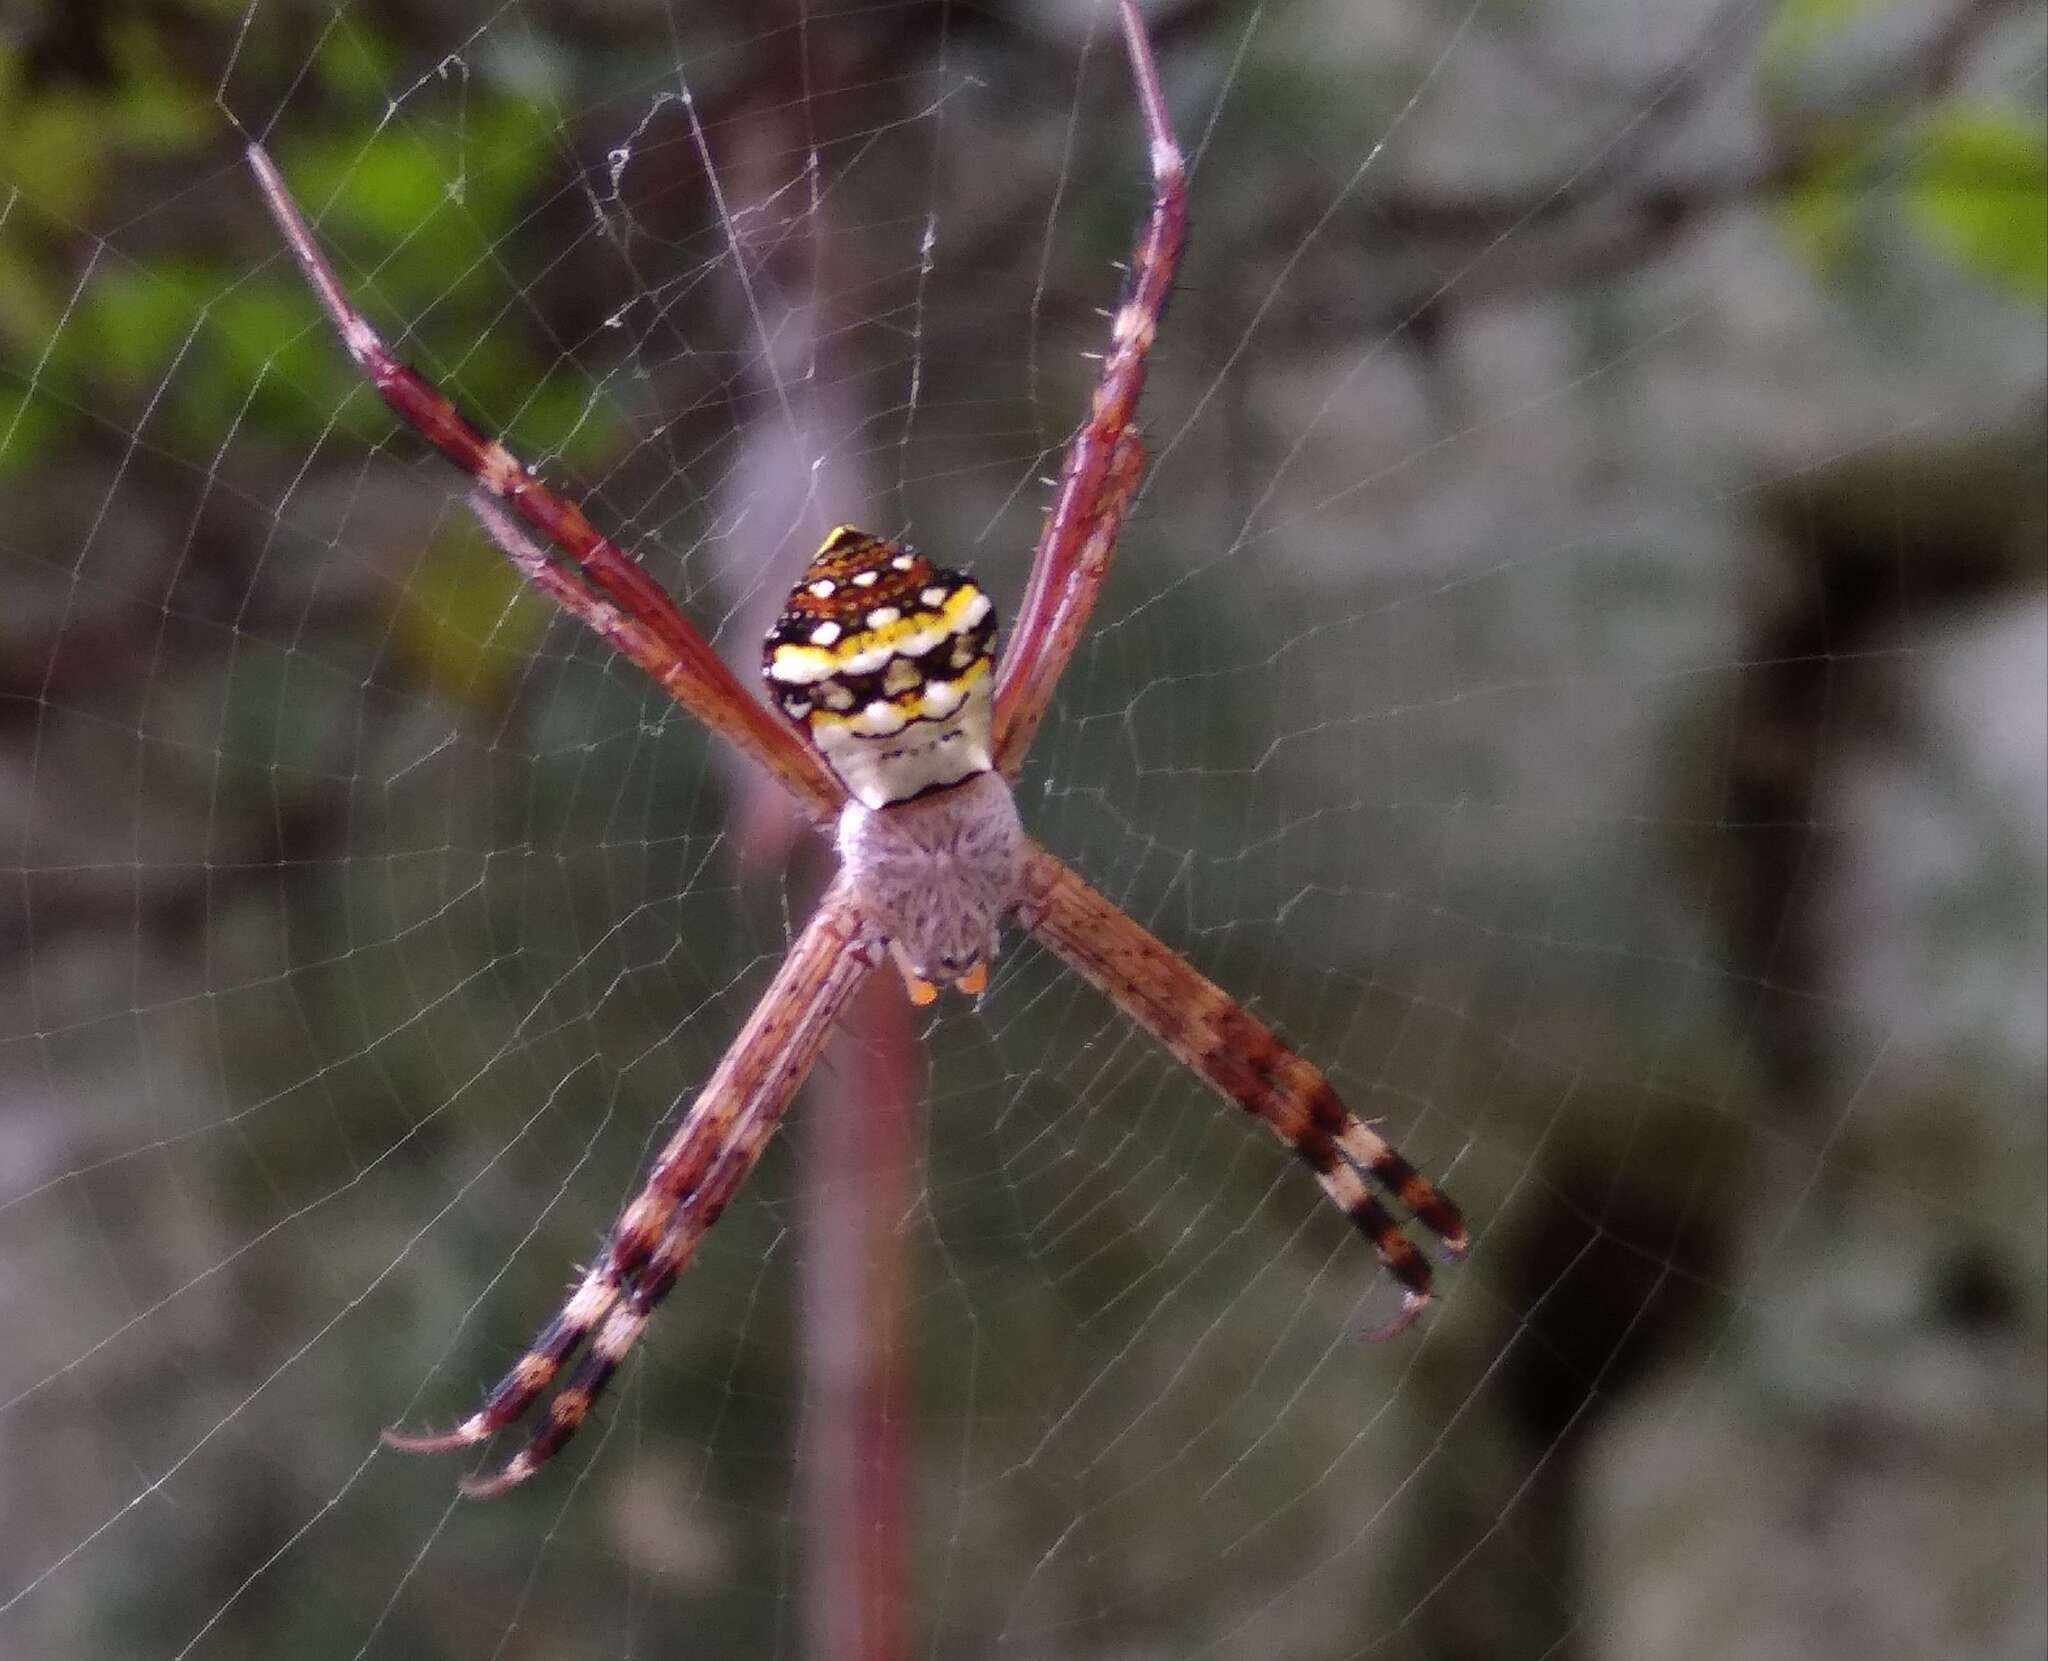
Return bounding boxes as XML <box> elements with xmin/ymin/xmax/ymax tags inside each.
<box><xmin>763</xmin><ymin>526</ymin><xmax>998</xmax><ymax>809</ymax></box>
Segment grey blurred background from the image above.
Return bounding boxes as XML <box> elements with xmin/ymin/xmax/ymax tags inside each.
<box><xmin>1</xmin><ymin>1</ymin><xmax>2042</xmax><ymax>1657</ymax></box>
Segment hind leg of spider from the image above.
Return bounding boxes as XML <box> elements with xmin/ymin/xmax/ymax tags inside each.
<box><xmin>456</xmin><ymin>1144</ymin><xmax>742</xmax><ymax>1496</ymax></box>
<box><xmin>383</xmin><ymin>881</ymin><xmax>880</xmax><ymax>1494</ymax></box>
<box><xmin>1020</xmin><ymin>844</ymin><xmax>1467</xmax><ymax>1338</ymax></box>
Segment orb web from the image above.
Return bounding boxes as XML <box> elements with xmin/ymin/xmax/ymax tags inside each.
<box><xmin>1</xmin><ymin>2</ymin><xmax>2041</xmax><ymax>1658</ymax></box>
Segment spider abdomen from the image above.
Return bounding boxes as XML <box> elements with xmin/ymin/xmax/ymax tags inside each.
<box><xmin>838</xmin><ymin>771</ymin><xmax>1024</xmax><ymax>988</ymax></box>
<box><xmin>763</xmin><ymin>526</ymin><xmax>997</xmax><ymax>810</ymax></box>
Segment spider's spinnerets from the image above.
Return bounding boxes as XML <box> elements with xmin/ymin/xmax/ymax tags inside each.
<box><xmin>763</xmin><ymin>526</ymin><xmax>996</xmax><ymax>809</ymax></box>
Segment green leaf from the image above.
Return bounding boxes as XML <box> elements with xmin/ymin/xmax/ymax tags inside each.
<box><xmin>0</xmin><ymin>382</ymin><xmax>60</xmax><ymax>476</ymax></box>
<box><xmin>504</xmin><ymin>371</ymin><xmax>625</xmax><ymax>468</ymax></box>
<box><xmin>1765</xmin><ymin>0</ymin><xmax>1899</xmax><ymax>68</ymax></box>
<box><xmin>79</xmin><ymin>263</ymin><xmax>218</xmax><ymax>391</ymax></box>
<box><xmin>1905</xmin><ymin>106</ymin><xmax>2048</xmax><ymax>304</ymax></box>
<box><xmin>208</xmin><ymin>279</ymin><xmax>391</xmax><ymax>445</ymax></box>
<box><xmin>271</xmin><ymin>101</ymin><xmax>559</xmax><ymax>344</ymax></box>
<box><xmin>314</xmin><ymin>29</ymin><xmax>399</xmax><ymax>100</ymax></box>
<box><xmin>391</xmin><ymin>520</ymin><xmax>551</xmax><ymax>708</ymax></box>
<box><xmin>289</xmin><ymin>131</ymin><xmax>459</xmax><ymax>252</ymax></box>
<box><xmin>107</xmin><ymin>21</ymin><xmax>212</xmax><ymax>151</ymax></box>
<box><xmin>211</xmin><ymin>281</ymin><xmax>337</xmax><ymax>389</ymax></box>
<box><xmin>284</xmin><ymin>103</ymin><xmax>554</xmax><ymax>256</ymax></box>
<box><xmin>1780</xmin><ymin>136</ymin><xmax>1863</xmax><ymax>272</ymax></box>
<box><xmin>0</xmin><ymin>242</ymin><xmax>65</xmax><ymax>358</ymax></box>
<box><xmin>1775</xmin><ymin>0</ymin><xmax>1894</xmax><ymax>23</ymax></box>
<box><xmin>0</xmin><ymin>94</ymin><xmax>111</xmax><ymax>220</ymax></box>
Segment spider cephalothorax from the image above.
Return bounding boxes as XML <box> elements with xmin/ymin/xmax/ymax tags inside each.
<box><xmin>251</xmin><ymin>0</ymin><xmax>1466</xmax><ymax>1499</ymax></box>
<box><xmin>765</xmin><ymin>526</ymin><xmax>1021</xmax><ymax>1002</ymax></box>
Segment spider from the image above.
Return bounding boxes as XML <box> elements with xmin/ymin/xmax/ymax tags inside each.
<box><xmin>248</xmin><ymin>0</ymin><xmax>1466</xmax><ymax>1498</ymax></box>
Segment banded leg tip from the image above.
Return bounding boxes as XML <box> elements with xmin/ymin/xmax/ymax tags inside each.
<box><xmin>458</xmin><ymin>1453</ymin><xmax>538</xmax><ymax>1500</ymax></box>
<box><xmin>381</xmin><ymin>1417</ymin><xmax>487</xmax><ymax>1455</ymax></box>
<box><xmin>1440</xmin><ymin>1228</ymin><xmax>1471</xmax><ymax>1261</ymax></box>
<box><xmin>1361</xmin><ymin>1289</ymin><xmax>1430</xmax><ymax>1343</ymax></box>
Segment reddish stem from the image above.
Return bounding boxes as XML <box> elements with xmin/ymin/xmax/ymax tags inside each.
<box><xmin>804</xmin><ymin>974</ymin><xmax>919</xmax><ymax>1661</ymax></box>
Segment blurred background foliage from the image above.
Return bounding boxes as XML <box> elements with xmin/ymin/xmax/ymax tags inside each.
<box><xmin>1</xmin><ymin>1</ymin><xmax>2043</xmax><ymax>1658</ymax></box>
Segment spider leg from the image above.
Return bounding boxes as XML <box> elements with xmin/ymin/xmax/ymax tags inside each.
<box><xmin>456</xmin><ymin>1146</ymin><xmax>756</xmax><ymax>1498</ymax></box>
<box><xmin>383</xmin><ymin>880</ymin><xmax>882</xmax><ymax>1495</ymax></box>
<box><xmin>993</xmin><ymin>0</ymin><xmax>1188</xmax><ymax>771</ymax></box>
<box><xmin>1018</xmin><ymin>842</ymin><xmax>1467</xmax><ymax>1338</ymax></box>
<box><xmin>246</xmin><ymin>144</ymin><xmax>845</xmax><ymax>824</ymax></box>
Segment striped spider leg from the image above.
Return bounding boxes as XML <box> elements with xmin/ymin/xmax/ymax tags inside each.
<box><xmin>1019</xmin><ymin>848</ymin><xmax>1468</xmax><ymax>1339</ymax></box>
<box><xmin>992</xmin><ymin>0</ymin><xmax>1185</xmax><ymax>768</ymax></box>
<box><xmin>244</xmin><ymin>146</ymin><xmax>846</xmax><ymax>827</ymax></box>
<box><xmin>982</xmin><ymin>2</ymin><xmax>1466</xmax><ymax>1327</ymax></box>
<box><xmin>254</xmin><ymin>0</ymin><xmax>1463</xmax><ymax>1497</ymax></box>
<box><xmin>385</xmin><ymin>877</ymin><xmax>881</xmax><ymax>1498</ymax></box>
